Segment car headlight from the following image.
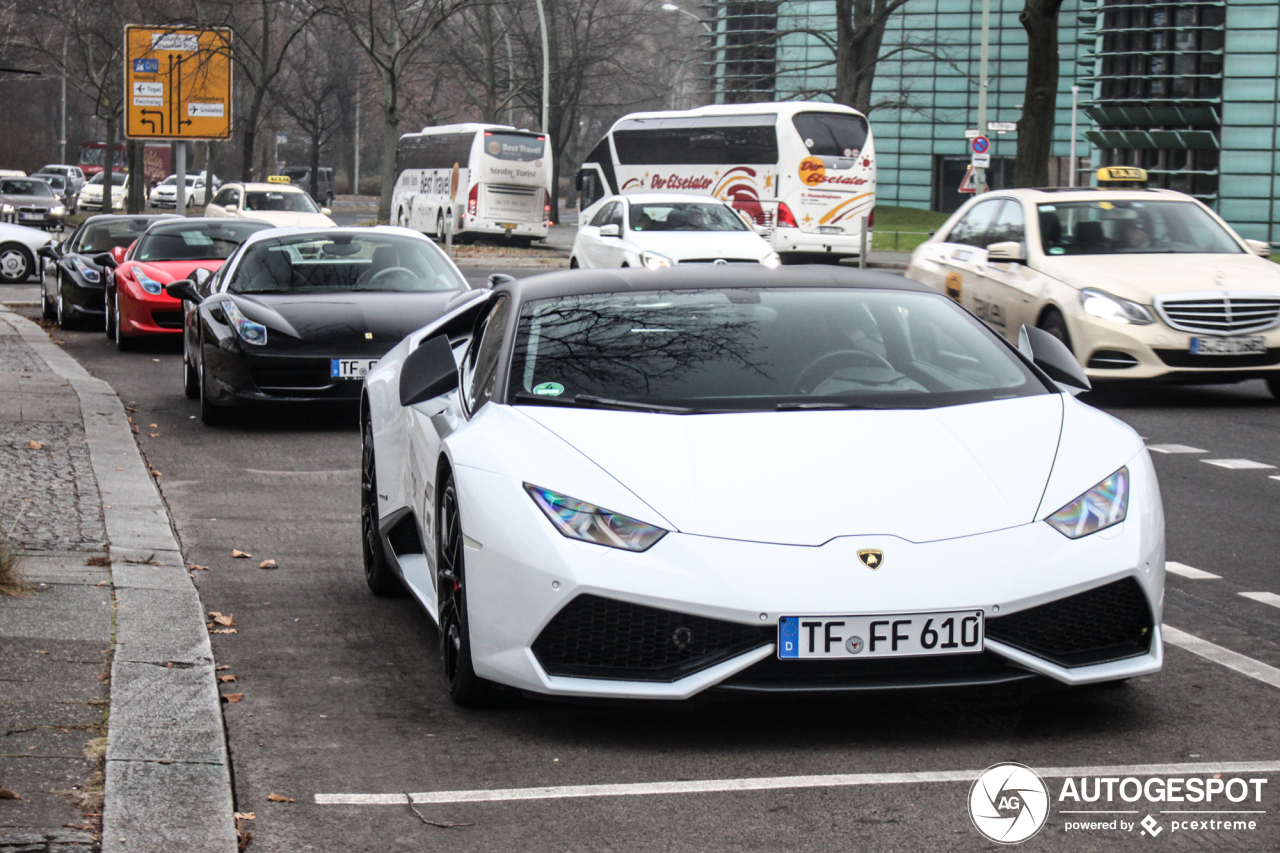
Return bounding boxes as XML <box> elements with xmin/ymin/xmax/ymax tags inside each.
<box><xmin>761</xmin><ymin>251</ymin><xmax>781</xmax><ymax>269</ymax></box>
<box><xmin>1079</xmin><ymin>288</ymin><xmax>1154</xmax><ymax>325</ymax></box>
<box><xmin>1</xmin><ymin>203</ymin><xmax>12</xmax><ymax>214</ymax></box>
<box><xmin>50</xmin><ymin>205</ymin><xmax>65</xmax><ymax>216</ymax></box>
<box><xmin>221</xmin><ymin>299</ymin><xmax>268</xmax><ymax>345</ymax></box>
<box><xmin>525</xmin><ymin>484</ymin><xmax>667</xmax><ymax>552</ymax></box>
<box><xmin>641</xmin><ymin>251</ymin><xmax>675</xmax><ymax>270</ymax></box>
<box><xmin>1045</xmin><ymin>467</ymin><xmax>1128</xmax><ymax>539</ymax></box>
<box><xmin>135</xmin><ymin>269</ymin><xmax>164</xmax><ymax>295</ymax></box>
<box><xmin>78</xmin><ymin>266</ymin><xmax>101</xmax><ymax>283</ymax></box>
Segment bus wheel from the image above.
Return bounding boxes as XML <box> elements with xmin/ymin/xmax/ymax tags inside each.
<box><xmin>436</xmin><ymin>211</ymin><xmax>445</xmax><ymax>239</ymax></box>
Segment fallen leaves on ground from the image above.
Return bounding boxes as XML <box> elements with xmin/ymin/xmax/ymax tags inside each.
<box><xmin>217</xmin><ymin>674</ymin><xmax>237</xmax><ymax>683</ymax></box>
<box><xmin>189</xmin><ymin>564</ymin><xmax>209</xmax><ymax>571</ymax></box>
<box><xmin>231</xmin><ymin>549</ymin><xmax>252</xmax><ymax>559</ymax></box>
<box><xmin>221</xmin><ymin>693</ymin><xmax>244</xmax><ymax>703</ymax></box>
<box><xmin>85</xmin><ymin>555</ymin><xmax>111</xmax><ymax>567</ymax></box>
<box><xmin>26</xmin><ymin>440</ymin><xmax>43</xmax><ymax>450</ymax></box>
<box><xmin>150</xmin><ymin>470</ymin><xmax>162</xmax><ymax>477</ymax></box>
<box><xmin>237</xmin><ymin>830</ymin><xmax>253</xmax><ymax>851</ymax></box>
<box><xmin>149</xmin><ymin>433</ymin><xmax>161</xmax><ymax>438</ymax></box>
<box><xmin>216</xmin><ymin>664</ymin><xmax>230</xmax><ymax>671</ymax></box>
<box><xmin>148</xmin><ymin>423</ymin><xmax>158</xmax><ymax>428</ymax></box>
<box><xmin>125</xmin><ymin>406</ymin><xmax>138</xmax><ymax>413</ymax></box>
<box><xmin>0</xmin><ymin>786</ymin><xmax>21</xmax><ymax>800</ymax></box>
<box><xmin>210</xmin><ymin>628</ymin><xmax>238</xmax><ymax>634</ymax></box>
<box><xmin>258</xmin><ymin>559</ymin><xmax>277</xmax><ymax>569</ymax></box>
<box><xmin>234</xmin><ymin>812</ymin><xmax>255</xmax><ymax>820</ymax></box>
<box><xmin>266</xmin><ymin>794</ymin><xmax>295</xmax><ymax>803</ymax></box>
<box><xmin>208</xmin><ymin>611</ymin><xmax>235</xmax><ymax>627</ymax></box>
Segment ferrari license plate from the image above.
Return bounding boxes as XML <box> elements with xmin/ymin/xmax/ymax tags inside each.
<box><xmin>331</xmin><ymin>358</ymin><xmax>377</xmax><ymax>379</ymax></box>
<box><xmin>778</xmin><ymin>610</ymin><xmax>983</xmax><ymax>659</ymax></box>
<box><xmin>1189</xmin><ymin>336</ymin><xmax>1265</xmax><ymax>355</ymax></box>
<box><xmin>818</xmin><ymin>226</ymin><xmax>842</xmax><ymax>234</ymax></box>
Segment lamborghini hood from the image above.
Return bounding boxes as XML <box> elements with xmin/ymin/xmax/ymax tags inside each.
<box><xmin>518</xmin><ymin>394</ymin><xmax>1065</xmax><ymax>545</ymax></box>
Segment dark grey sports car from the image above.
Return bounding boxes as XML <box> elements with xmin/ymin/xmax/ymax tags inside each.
<box><xmin>167</xmin><ymin>227</ymin><xmax>474</xmax><ymax>424</ymax></box>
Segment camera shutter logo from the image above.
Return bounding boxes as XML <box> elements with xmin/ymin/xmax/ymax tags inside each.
<box><xmin>969</xmin><ymin>763</ymin><xmax>1049</xmax><ymax>844</ymax></box>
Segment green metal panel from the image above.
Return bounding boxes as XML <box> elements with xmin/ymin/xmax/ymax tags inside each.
<box><xmin>1218</xmin><ymin>199</ymin><xmax>1270</xmax><ymax>221</ymax></box>
<box><xmin>1224</xmin><ymin>53</ymin><xmax>1278</xmax><ymax>77</ymax></box>
<box><xmin>1223</xmin><ymin>78</ymin><xmax>1277</xmax><ymax>101</ymax></box>
<box><xmin>1220</xmin><ymin>151</ymin><xmax>1273</xmax><ymax>174</ymax></box>
<box><xmin>1226</xmin><ymin>4</ymin><xmax>1279</xmax><ymax>28</ymax></box>
<box><xmin>1220</xmin><ymin>126</ymin><xmax>1276</xmax><ymax>149</ymax></box>
<box><xmin>1220</xmin><ymin>175</ymin><xmax>1271</xmax><ymax>198</ymax></box>
<box><xmin>1222</xmin><ymin>101</ymin><xmax>1276</xmax><ymax>125</ymax></box>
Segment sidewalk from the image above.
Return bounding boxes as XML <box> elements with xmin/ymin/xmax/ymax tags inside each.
<box><xmin>0</xmin><ymin>307</ymin><xmax>235</xmax><ymax>853</ymax></box>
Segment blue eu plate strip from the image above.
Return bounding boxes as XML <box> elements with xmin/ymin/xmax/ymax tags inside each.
<box><xmin>778</xmin><ymin>617</ymin><xmax>799</xmax><ymax>659</ymax></box>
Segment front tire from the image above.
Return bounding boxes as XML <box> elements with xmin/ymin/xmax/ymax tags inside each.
<box><xmin>40</xmin><ymin>277</ymin><xmax>56</xmax><ymax>320</ymax></box>
<box><xmin>197</xmin><ymin>347</ymin><xmax>230</xmax><ymax>425</ymax></box>
<box><xmin>361</xmin><ymin>412</ymin><xmax>401</xmax><ymax>596</ymax></box>
<box><xmin>0</xmin><ymin>242</ymin><xmax>34</xmax><ymax>284</ymax></box>
<box><xmin>436</xmin><ymin>211</ymin><xmax>445</xmax><ymax>241</ymax></box>
<box><xmin>569</xmin><ymin>257</ymin><xmax>579</xmax><ymax>269</ymax></box>
<box><xmin>182</xmin><ymin>333</ymin><xmax>200</xmax><ymax>399</ymax></box>
<box><xmin>437</xmin><ymin>475</ymin><xmax>490</xmax><ymax>706</ymax></box>
<box><xmin>1037</xmin><ymin>308</ymin><xmax>1074</xmax><ymax>357</ymax></box>
<box><xmin>114</xmin><ymin>292</ymin><xmax>137</xmax><ymax>351</ymax></box>
<box><xmin>1267</xmin><ymin>375</ymin><xmax>1280</xmax><ymax>401</ymax></box>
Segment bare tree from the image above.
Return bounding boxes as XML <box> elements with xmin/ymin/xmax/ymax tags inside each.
<box><xmin>278</xmin><ymin>17</ymin><xmax>352</xmax><ymax>201</ymax></box>
<box><xmin>318</xmin><ymin>0</ymin><xmax>474</xmax><ymax>222</ymax></box>
<box><xmin>1014</xmin><ymin>0</ymin><xmax>1063</xmax><ymax>187</ymax></box>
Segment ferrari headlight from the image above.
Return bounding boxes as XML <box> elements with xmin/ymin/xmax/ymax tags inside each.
<box><xmin>1079</xmin><ymin>288</ymin><xmax>1153</xmax><ymax>325</ymax></box>
<box><xmin>761</xmin><ymin>251</ymin><xmax>781</xmax><ymax>269</ymax></box>
<box><xmin>135</xmin><ymin>269</ymin><xmax>164</xmax><ymax>295</ymax></box>
<box><xmin>221</xmin><ymin>299</ymin><xmax>268</xmax><ymax>346</ymax></box>
<box><xmin>525</xmin><ymin>484</ymin><xmax>667</xmax><ymax>552</ymax></box>
<box><xmin>641</xmin><ymin>251</ymin><xmax>675</xmax><ymax>270</ymax></box>
<box><xmin>78</xmin><ymin>266</ymin><xmax>101</xmax><ymax>283</ymax></box>
<box><xmin>1045</xmin><ymin>467</ymin><xmax>1128</xmax><ymax>539</ymax></box>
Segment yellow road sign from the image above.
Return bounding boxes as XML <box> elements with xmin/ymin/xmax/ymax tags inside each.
<box><xmin>124</xmin><ymin>26</ymin><xmax>232</xmax><ymax>140</ymax></box>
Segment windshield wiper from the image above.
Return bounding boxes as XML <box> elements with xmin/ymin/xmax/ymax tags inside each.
<box><xmin>512</xmin><ymin>391</ymin><xmax>698</xmax><ymax>414</ymax></box>
<box><xmin>776</xmin><ymin>400</ymin><xmax>892</xmax><ymax>410</ymax></box>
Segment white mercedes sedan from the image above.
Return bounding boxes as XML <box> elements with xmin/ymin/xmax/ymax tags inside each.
<box><xmin>570</xmin><ymin>193</ymin><xmax>780</xmax><ymax>269</ymax></box>
<box><xmin>361</xmin><ymin>265</ymin><xmax>1165</xmax><ymax>704</ymax></box>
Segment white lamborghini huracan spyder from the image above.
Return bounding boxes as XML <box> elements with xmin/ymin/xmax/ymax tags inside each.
<box><xmin>361</xmin><ymin>265</ymin><xmax>1165</xmax><ymax>705</ymax></box>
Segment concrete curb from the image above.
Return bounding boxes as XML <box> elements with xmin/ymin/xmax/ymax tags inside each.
<box><xmin>0</xmin><ymin>308</ymin><xmax>237</xmax><ymax>853</ymax></box>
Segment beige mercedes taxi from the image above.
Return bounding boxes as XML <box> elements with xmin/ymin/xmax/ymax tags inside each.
<box><xmin>906</xmin><ymin>170</ymin><xmax>1280</xmax><ymax>396</ymax></box>
<box><xmin>204</xmin><ymin>176</ymin><xmax>335</xmax><ymax>227</ymax></box>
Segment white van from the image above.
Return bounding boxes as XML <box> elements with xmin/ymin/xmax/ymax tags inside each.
<box><xmin>391</xmin><ymin>123</ymin><xmax>553</xmax><ymax>245</ymax></box>
<box><xmin>575</xmin><ymin>102</ymin><xmax>877</xmax><ymax>261</ymax></box>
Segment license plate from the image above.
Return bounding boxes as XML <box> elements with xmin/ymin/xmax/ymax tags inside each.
<box><xmin>499</xmin><ymin>222</ymin><xmax>520</xmax><ymax>230</ymax></box>
<box><xmin>778</xmin><ymin>610</ymin><xmax>984</xmax><ymax>659</ymax></box>
<box><xmin>818</xmin><ymin>226</ymin><xmax>842</xmax><ymax>234</ymax></box>
<box><xmin>1190</xmin><ymin>336</ymin><xmax>1265</xmax><ymax>355</ymax></box>
<box><xmin>20</xmin><ymin>212</ymin><xmax>41</xmax><ymax>220</ymax></box>
<box><xmin>330</xmin><ymin>358</ymin><xmax>377</xmax><ymax>379</ymax></box>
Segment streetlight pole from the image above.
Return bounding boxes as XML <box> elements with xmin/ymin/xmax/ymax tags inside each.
<box><xmin>661</xmin><ymin>4</ymin><xmax>713</xmax><ymax>110</ymax></box>
<box><xmin>60</xmin><ymin>36</ymin><xmax>67</xmax><ymax>166</ymax></box>
<box><xmin>974</xmin><ymin>0</ymin><xmax>991</xmax><ymax>193</ymax></box>
<box><xmin>1069</xmin><ymin>85</ymin><xmax>1080</xmax><ymax>187</ymax></box>
<box><xmin>533</xmin><ymin>0</ymin><xmax>550</xmax><ymax>134</ymax></box>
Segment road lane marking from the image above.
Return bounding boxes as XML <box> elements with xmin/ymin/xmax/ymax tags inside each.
<box><xmin>1147</xmin><ymin>444</ymin><xmax>1207</xmax><ymax>454</ymax></box>
<box><xmin>1202</xmin><ymin>459</ymin><xmax>1276</xmax><ymax>470</ymax></box>
<box><xmin>1165</xmin><ymin>562</ymin><xmax>1221</xmax><ymax>580</ymax></box>
<box><xmin>314</xmin><ymin>761</ymin><xmax>1280</xmax><ymax>806</ymax></box>
<box><xmin>1240</xmin><ymin>592</ymin><xmax>1280</xmax><ymax>610</ymax></box>
<box><xmin>1163</xmin><ymin>625</ymin><xmax>1280</xmax><ymax>690</ymax></box>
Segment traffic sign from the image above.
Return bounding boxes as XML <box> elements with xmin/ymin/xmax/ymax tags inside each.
<box><xmin>988</xmin><ymin>121</ymin><xmax>1017</xmax><ymax>132</ymax></box>
<box><xmin>959</xmin><ymin>166</ymin><xmax>978</xmax><ymax>194</ymax></box>
<box><xmin>971</xmin><ymin>152</ymin><xmax>991</xmax><ymax>168</ymax></box>
<box><xmin>124</xmin><ymin>25</ymin><xmax>232</xmax><ymax>140</ymax></box>
<box><xmin>964</xmin><ymin>129</ymin><xmax>981</xmax><ymax>139</ymax></box>
<box><xmin>971</xmin><ymin>136</ymin><xmax>990</xmax><ymax>155</ymax></box>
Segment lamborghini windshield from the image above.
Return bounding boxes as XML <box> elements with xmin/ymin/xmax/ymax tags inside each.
<box><xmin>508</xmin><ymin>288</ymin><xmax>1048</xmax><ymax>412</ymax></box>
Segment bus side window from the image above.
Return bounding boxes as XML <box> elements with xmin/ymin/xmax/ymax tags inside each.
<box><xmin>578</xmin><ymin>168</ymin><xmax>604</xmax><ymax>209</ymax></box>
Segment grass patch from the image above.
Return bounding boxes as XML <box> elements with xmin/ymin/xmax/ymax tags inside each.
<box><xmin>0</xmin><ymin>536</ymin><xmax>30</xmax><ymax>596</ymax></box>
<box><xmin>873</xmin><ymin>204</ymin><xmax>952</xmax><ymax>231</ymax></box>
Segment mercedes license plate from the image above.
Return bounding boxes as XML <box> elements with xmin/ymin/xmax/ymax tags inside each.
<box><xmin>818</xmin><ymin>226</ymin><xmax>842</xmax><ymax>234</ymax></box>
<box><xmin>331</xmin><ymin>358</ymin><xmax>377</xmax><ymax>379</ymax></box>
<box><xmin>778</xmin><ymin>610</ymin><xmax>983</xmax><ymax>659</ymax></box>
<box><xmin>1189</xmin><ymin>336</ymin><xmax>1265</xmax><ymax>355</ymax></box>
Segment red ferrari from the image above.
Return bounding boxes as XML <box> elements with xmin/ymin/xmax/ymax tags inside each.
<box><xmin>106</xmin><ymin>218</ymin><xmax>270</xmax><ymax>350</ymax></box>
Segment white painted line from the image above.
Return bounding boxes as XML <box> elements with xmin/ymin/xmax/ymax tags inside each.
<box><xmin>1163</xmin><ymin>624</ymin><xmax>1280</xmax><ymax>691</ymax></box>
<box><xmin>314</xmin><ymin>761</ymin><xmax>1280</xmax><ymax>806</ymax></box>
<box><xmin>1203</xmin><ymin>458</ymin><xmax>1276</xmax><ymax>470</ymax></box>
<box><xmin>1147</xmin><ymin>444</ymin><xmax>1207</xmax><ymax>454</ymax></box>
<box><xmin>1270</xmin><ymin>476</ymin><xmax>1280</xmax><ymax>482</ymax></box>
<box><xmin>1165</xmin><ymin>561</ymin><xmax>1221</xmax><ymax>580</ymax></box>
<box><xmin>1240</xmin><ymin>592</ymin><xmax>1280</xmax><ymax>610</ymax></box>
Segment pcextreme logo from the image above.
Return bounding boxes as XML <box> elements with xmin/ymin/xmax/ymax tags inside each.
<box><xmin>969</xmin><ymin>763</ymin><xmax>1050</xmax><ymax>844</ymax></box>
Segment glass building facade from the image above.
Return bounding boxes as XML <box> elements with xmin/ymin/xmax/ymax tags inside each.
<box><xmin>701</xmin><ymin>0</ymin><xmax>1280</xmax><ymax>241</ymax></box>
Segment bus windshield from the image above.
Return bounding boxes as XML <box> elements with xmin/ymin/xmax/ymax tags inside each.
<box><xmin>792</xmin><ymin>112</ymin><xmax>869</xmax><ymax>158</ymax></box>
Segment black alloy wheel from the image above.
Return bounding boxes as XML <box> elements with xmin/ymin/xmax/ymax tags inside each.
<box><xmin>1037</xmin><ymin>308</ymin><xmax>1073</xmax><ymax>356</ymax></box>
<box><xmin>114</xmin><ymin>292</ymin><xmax>137</xmax><ymax>351</ymax></box>
<box><xmin>437</xmin><ymin>476</ymin><xmax>490</xmax><ymax>706</ymax></box>
<box><xmin>361</xmin><ymin>413</ymin><xmax>401</xmax><ymax>596</ymax></box>
<box><xmin>40</xmin><ymin>274</ymin><xmax>56</xmax><ymax>320</ymax></box>
<box><xmin>182</xmin><ymin>330</ymin><xmax>199</xmax><ymax>399</ymax></box>
<box><xmin>197</xmin><ymin>342</ymin><xmax>229</xmax><ymax>425</ymax></box>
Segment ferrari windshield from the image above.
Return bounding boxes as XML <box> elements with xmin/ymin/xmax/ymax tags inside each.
<box><xmin>228</xmin><ymin>232</ymin><xmax>466</xmax><ymax>294</ymax></box>
<box><xmin>134</xmin><ymin>221</ymin><xmax>268</xmax><ymax>262</ymax></box>
<box><xmin>243</xmin><ymin>190</ymin><xmax>318</xmax><ymax>213</ymax></box>
<box><xmin>1038</xmin><ymin>200</ymin><xmax>1243</xmax><ymax>255</ymax></box>
<box><xmin>73</xmin><ymin>218</ymin><xmax>158</xmax><ymax>252</ymax></box>
<box><xmin>509</xmin><ymin>288</ymin><xmax>1047</xmax><ymax>412</ymax></box>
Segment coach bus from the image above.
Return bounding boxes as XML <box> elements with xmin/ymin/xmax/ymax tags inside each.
<box><xmin>575</xmin><ymin>102</ymin><xmax>876</xmax><ymax>261</ymax></box>
<box><xmin>391</xmin><ymin>123</ymin><xmax>553</xmax><ymax>246</ymax></box>
<box><xmin>79</xmin><ymin>141</ymin><xmax>171</xmax><ymax>185</ymax></box>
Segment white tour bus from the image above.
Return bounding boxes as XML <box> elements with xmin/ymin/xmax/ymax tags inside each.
<box><xmin>576</xmin><ymin>102</ymin><xmax>876</xmax><ymax>261</ymax></box>
<box><xmin>392</xmin><ymin>123</ymin><xmax>552</xmax><ymax>244</ymax></box>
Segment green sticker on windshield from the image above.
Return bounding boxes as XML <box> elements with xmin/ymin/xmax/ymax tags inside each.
<box><xmin>1049</xmin><ymin>247</ymin><xmax>1065</xmax><ymax>255</ymax></box>
<box><xmin>532</xmin><ymin>382</ymin><xmax>564</xmax><ymax>397</ymax></box>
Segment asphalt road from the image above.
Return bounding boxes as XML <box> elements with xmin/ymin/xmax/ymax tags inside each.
<box><xmin>24</xmin><ymin>270</ymin><xmax>1280</xmax><ymax>852</ymax></box>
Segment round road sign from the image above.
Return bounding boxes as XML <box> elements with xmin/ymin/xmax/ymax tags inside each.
<box><xmin>971</xmin><ymin>136</ymin><xmax>990</xmax><ymax>154</ymax></box>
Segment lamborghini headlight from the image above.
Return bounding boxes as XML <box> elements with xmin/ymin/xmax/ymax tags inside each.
<box><xmin>221</xmin><ymin>299</ymin><xmax>267</xmax><ymax>346</ymax></box>
<box><xmin>1045</xmin><ymin>467</ymin><xmax>1128</xmax><ymax>539</ymax></box>
<box><xmin>525</xmin><ymin>484</ymin><xmax>667</xmax><ymax>551</ymax></box>
<box><xmin>135</xmin><ymin>268</ymin><xmax>164</xmax><ymax>295</ymax></box>
<box><xmin>641</xmin><ymin>250</ymin><xmax>674</xmax><ymax>269</ymax></box>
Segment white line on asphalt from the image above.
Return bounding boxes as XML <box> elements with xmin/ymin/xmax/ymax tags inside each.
<box><xmin>1163</xmin><ymin>625</ymin><xmax>1280</xmax><ymax>690</ymax></box>
<box><xmin>314</xmin><ymin>761</ymin><xmax>1280</xmax><ymax>806</ymax></box>
<box><xmin>1271</xmin><ymin>476</ymin><xmax>1280</xmax><ymax>482</ymax></box>
<box><xmin>1202</xmin><ymin>459</ymin><xmax>1276</xmax><ymax>470</ymax></box>
<box><xmin>1239</xmin><ymin>592</ymin><xmax>1280</xmax><ymax>610</ymax></box>
<box><xmin>1165</xmin><ymin>561</ymin><xmax>1221</xmax><ymax>579</ymax></box>
<box><xmin>1147</xmin><ymin>444</ymin><xmax>1208</xmax><ymax>454</ymax></box>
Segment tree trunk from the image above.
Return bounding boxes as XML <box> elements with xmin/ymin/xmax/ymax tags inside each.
<box><xmin>378</xmin><ymin>72</ymin><xmax>399</xmax><ymax>224</ymax></box>
<box><xmin>104</xmin><ymin>113</ymin><xmax>116</xmax><ymax>215</ymax></box>
<box><xmin>835</xmin><ymin>0</ymin><xmax>895</xmax><ymax>115</ymax></box>
<box><xmin>310</xmin><ymin>131</ymin><xmax>321</xmax><ymax>201</ymax></box>
<box><xmin>241</xmin><ymin>121</ymin><xmax>258</xmax><ymax>182</ymax></box>
<box><xmin>126</xmin><ymin>141</ymin><xmax>143</xmax><ymax>214</ymax></box>
<box><xmin>1015</xmin><ymin>0</ymin><xmax>1063</xmax><ymax>187</ymax></box>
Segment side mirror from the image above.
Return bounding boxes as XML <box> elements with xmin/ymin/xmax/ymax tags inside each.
<box><xmin>1245</xmin><ymin>238</ymin><xmax>1271</xmax><ymax>258</ymax></box>
<box><xmin>1019</xmin><ymin>325</ymin><xmax>1090</xmax><ymax>395</ymax></box>
<box><xmin>599</xmin><ymin>224</ymin><xmax>621</xmax><ymax>238</ymax></box>
<box><xmin>987</xmin><ymin>241</ymin><xmax>1026</xmax><ymax>263</ymax></box>
<box><xmin>224</xmin><ymin>204</ymin><xmax>237</xmax><ymax>213</ymax></box>
<box><xmin>321</xmin><ymin>207</ymin><xmax>332</xmax><ymax>216</ymax></box>
<box><xmin>487</xmin><ymin>273</ymin><xmax>516</xmax><ymax>289</ymax></box>
<box><xmin>92</xmin><ymin>251</ymin><xmax>118</xmax><ymax>268</ymax></box>
<box><xmin>111</xmin><ymin>246</ymin><xmax>127</xmax><ymax>265</ymax></box>
<box><xmin>191</xmin><ymin>267</ymin><xmax>213</xmax><ymax>290</ymax></box>
<box><xmin>37</xmin><ymin>245</ymin><xmax>56</xmax><ymax>260</ymax></box>
<box><xmin>165</xmin><ymin>280</ymin><xmax>201</xmax><ymax>303</ymax></box>
<box><xmin>399</xmin><ymin>334</ymin><xmax>459</xmax><ymax>407</ymax></box>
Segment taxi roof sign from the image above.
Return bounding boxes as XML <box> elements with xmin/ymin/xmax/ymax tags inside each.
<box><xmin>124</xmin><ymin>25</ymin><xmax>232</xmax><ymax>141</ymax></box>
<box><xmin>1096</xmin><ymin>166</ymin><xmax>1148</xmax><ymax>187</ymax></box>
<box><xmin>266</xmin><ymin>175</ymin><xmax>292</xmax><ymax>183</ymax></box>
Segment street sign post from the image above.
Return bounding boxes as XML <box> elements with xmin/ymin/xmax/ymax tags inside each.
<box><xmin>124</xmin><ymin>26</ymin><xmax>232</xmax><ymax>141</ymax></box>
<box><xmin>970</xmin><ymin>135</ymin><xmax>991</xmax><ymax>170</ymax></box>
<box><xmin>971</xmin><ymin>152</ymin><xmax>991</xmax><ymax>168</ymax></box>
<box><xmin>987</xmin><ymin>121</ymin><xmax>1017</xmax><ymax>132</ymax></box>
